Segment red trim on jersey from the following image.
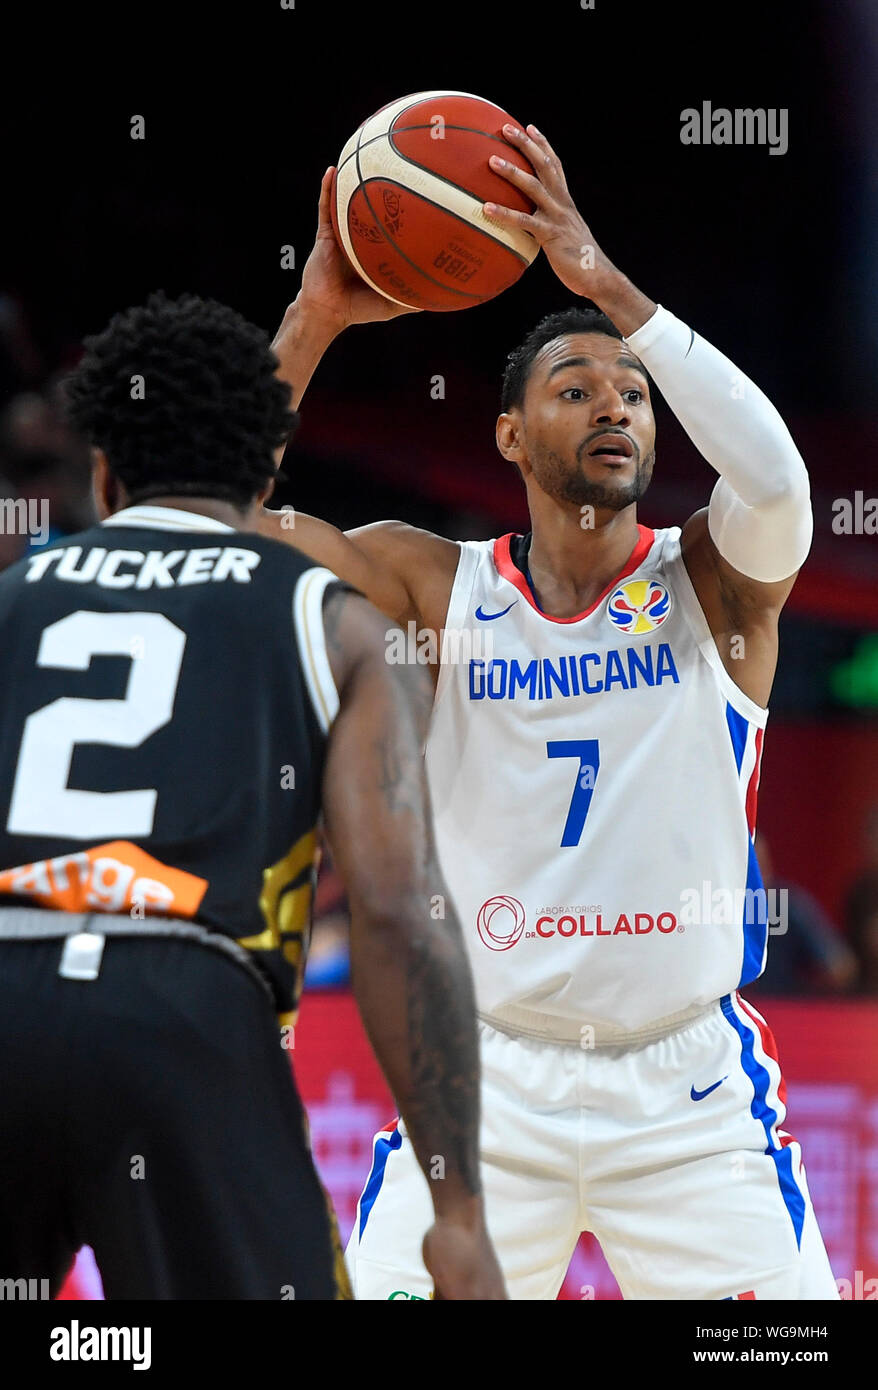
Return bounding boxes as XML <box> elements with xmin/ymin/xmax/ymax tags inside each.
<box><xmin>745</xmin><ymin>727</ymin><xmax>765</xmax><ymax>838</ymax></box>
<box><xmin>737</xmin><ymin>1290</ymin><xmax>756</xmax><ymax>1300</ymax></box>
<box><xmin>736</xmin><ymin>995</ymin><xmax>800</xmax><ymax>1164</ymax></box>
<box><xmin>492</xmin><ymin>524</ymin><xmax>657</xmax><ymax>625</ymax></box>
<box><xmin>737</xmin><ymin>993</ymin><xmax>789</xmax><ymax>1112</ymax></box>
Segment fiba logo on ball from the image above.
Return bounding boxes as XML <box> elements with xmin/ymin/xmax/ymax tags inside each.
<box><xmin>381</xmin><ymin>188</ymin><xmax>404</xmax><ymax>235</ymax></box>
<box><xmin>477</xmin><ymin>895</ymin><xmax>526</xmax><ymax>951</ymax></box>
<box><xmin>606</xmin><ymin>578</ymin><xmax>672</xmax><ymax>636</ymax></box>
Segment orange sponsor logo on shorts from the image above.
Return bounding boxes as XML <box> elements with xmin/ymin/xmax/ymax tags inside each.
<box><xmin>0</xmin><ymin>841</ymin><xmax>208</xmax><ymax>918</ymax></box>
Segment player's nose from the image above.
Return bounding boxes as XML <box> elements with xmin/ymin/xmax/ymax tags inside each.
<box><xmin>591</xmin><ymin>394</ymin><xmax>631</xmax><ymax>427</ymax></box>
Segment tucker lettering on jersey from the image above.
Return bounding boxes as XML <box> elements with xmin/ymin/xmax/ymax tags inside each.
<box><xmin>24</xmin><ymin>544</ymin><xmax>262</xmax><ymax>588</ymax></box>
<box><xmin>468</xmin><ymin>642</ymin><xmax>680</xmax><ymax>700</ymax></box>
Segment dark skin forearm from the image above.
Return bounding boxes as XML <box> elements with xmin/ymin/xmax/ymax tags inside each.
<box><xmin>322</xmin><ymin>589</ymin><xmax>482</xmax><ymax>1215</ymax></box>
<box><xmin>349</xmin><ymin>896</ymin><xmax>482</xmax><ymax>1211</ymax></box>
<box><xmin>404</xmin><ymin>922</ymin><xmax>481</xmax><ymax>1202</ymax></box>
<box><xmin>269</xmin><ymin>168</ymin><xmax>416</xmax><ymax>461</ymax></box>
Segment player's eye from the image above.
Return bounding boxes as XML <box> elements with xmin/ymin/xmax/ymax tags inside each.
<box><xmin>623</xmin><ymin>389</ymin><xmax>644</xmax><ymax>403</ymax></box>
<box><xmin>560</xmin><ymin>387</ymin><xmax>588</xmax><ymax>401</ymax></box>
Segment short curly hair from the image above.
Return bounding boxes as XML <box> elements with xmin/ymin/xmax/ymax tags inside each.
<box><xmin>64</xmin><ymin>291</ymin><xmax>298</xmax><ymax>508</ymax></box>
<box><xmin>501</xmin><ymin>305</ymin><xmax>632</xmax><ymax>413</ymax></box>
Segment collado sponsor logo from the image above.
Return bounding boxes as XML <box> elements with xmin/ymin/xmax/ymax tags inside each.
<box><xmin>476</xmin><ymin>896</ymin><xmax>526</xmax><ymax>951</ymax></box>
<box><xmin>477</xmin><ymin>898</ymin><xmax>682</xmax><ymax>947</ymax></box>
<box><xmin>531</xmin><ymin>911</ymin><xmax>679</xmax><ymax>938</ymax></box>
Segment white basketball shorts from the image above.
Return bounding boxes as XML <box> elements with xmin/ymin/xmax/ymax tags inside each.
<box><xmin>346</xmin><ymin>993</ymin><xmax>838</xmax><ymax>1300</ymax></box>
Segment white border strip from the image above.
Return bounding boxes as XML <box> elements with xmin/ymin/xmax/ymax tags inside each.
<box><xmin>293</xmin><ymin>567</ymin><xmax>343</xmax><ymax>735</ymax></box>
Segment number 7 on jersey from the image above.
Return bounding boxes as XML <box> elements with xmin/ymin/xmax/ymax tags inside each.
<box><xmin>547</xmin><ymin>740</ymin><xmax>600</xmax><ymax>848</ymax></box>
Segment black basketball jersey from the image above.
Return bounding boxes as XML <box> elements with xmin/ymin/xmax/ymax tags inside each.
<box><xmin>0</xmin><ymin>504</ymin><xmax>344</xmax><ymax>1022</ymax></box>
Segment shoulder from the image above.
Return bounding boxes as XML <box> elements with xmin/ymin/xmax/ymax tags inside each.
<box><xmin>345</xmin><ymin>521</ymin><xmax>464</xmax><ymax>634</ymax></box>
<box><xmin>344</xmin><ymin>519</ymin><xmax>461</xmax><ymax>574</ymax></box>
<box><xmin>641</xmin><ymin>524</ymin><xmax>683</xmax><ymax>566</ymax></box>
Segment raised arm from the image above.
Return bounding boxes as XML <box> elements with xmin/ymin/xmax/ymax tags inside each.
<box><xmin>260</xmin><ymin>170</ymin><xmax>459</xmax><ymax>635</ymax></box>
<box><xmin>320</xmin><ymin>585</ymin><xmax>505</xmax><ymax>1300</ymax></box>
<box><xmin>270</xmin><ymin>167</ymin><xmax>415</xmax><ymax>425</ymax></box>
<box><xmin>486</xmin><ymin>122</ymin><xmax>812</xmax><ymax>707</ymax></box>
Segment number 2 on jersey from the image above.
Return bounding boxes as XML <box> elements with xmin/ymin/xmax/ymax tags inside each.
<box><xmin>7</xmin><ymin>611</ymin><xmax>186</xmax><ymax>840</ymax></box>
<box><xmin>547</xmin><ymin>739</ymin><xmax>600</xmax><ymax>848</ymax></box>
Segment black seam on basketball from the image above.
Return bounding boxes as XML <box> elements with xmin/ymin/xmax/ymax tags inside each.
<box><xmin>338</xmin><ymin>124</ymin><xmax>529</xmax><ymax>181</ymax></box>
<box><xmin>352</xmin><ymin>176</ymin><xmax>528</xmax><ymax>304</ymax></box>
<box><xmin>355</xmin><ymin>173</ymin><xmax>484</xmax><ymax>302</ymax></box>
<box><xmin>340</xmin><ymin>120</ymin><xmax>534</xmax><ymax>275</ymax></box>
<box><xmin>387</xmin><ymin>127</ymin><xmax>535</xmax><ymax>216</ymax></box>
<box><xmin>351</xmin><ymin>130</ymin><xmax>415</xmax><ymax>305</ymax></box>
<box><xmin>351</xmin><ymin>92</ymin><xmax>504</xmax><ymax>172</ymax></box>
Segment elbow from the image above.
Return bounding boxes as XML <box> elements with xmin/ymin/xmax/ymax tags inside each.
<box><xmin>709</xmin><ymin>473</ymin><xmax>814</xmax><ymax>582</ymax></box>
<box><xmin>764</xmin><ymin>453</ymin><xmax>811</xmax><ymax>509</ymax></box>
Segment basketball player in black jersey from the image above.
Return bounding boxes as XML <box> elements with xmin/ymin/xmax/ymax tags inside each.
<box><xmin>0</xmin><ymin>293</ymin><xmax>504</xmax><ymax>1300</ymax></box>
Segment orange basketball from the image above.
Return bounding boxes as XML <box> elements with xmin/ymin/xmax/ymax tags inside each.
<box><xmin>331</xmin><ymin>90</ymin><xmax>538</xmax><ymax>312</ymax></box>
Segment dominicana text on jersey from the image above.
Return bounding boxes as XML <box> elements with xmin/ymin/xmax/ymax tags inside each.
<box><xmin>425</xmin><ymin>525</ymin><xmax>771</xmax><ymax>1036</ymax></box>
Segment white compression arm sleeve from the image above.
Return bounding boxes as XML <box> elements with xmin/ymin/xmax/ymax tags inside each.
<box><xmin>622</xmin><ymin>305</ymin><xmax>813</xmax><ymax>583</ymax></box>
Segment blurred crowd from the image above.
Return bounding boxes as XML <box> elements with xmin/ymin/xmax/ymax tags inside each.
<box><xmin>0</xmin><ymin>292</ymin><xmax>94</xmax><ymax>569</ymax></box>
<box><xmin>1</xmin><ymin>290</ymin><xmax>876</xmax><ymax>1001</ymax></box>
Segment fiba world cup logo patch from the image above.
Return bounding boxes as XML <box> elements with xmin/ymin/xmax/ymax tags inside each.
<box><xmin>606</xmin><ymin>578</ymin><xmax>672</xmax><ymax>636</ymax></box>
<box><xmin>477</xmin><ymin>896</ymin><xmax>525</xmax><ymax>951</ymax></box>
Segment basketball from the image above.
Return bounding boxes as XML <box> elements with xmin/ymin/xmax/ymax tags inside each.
<box><xmin>331</xmin><ymin>90</ymin><xmax>539</xmax><ymax>312</ymax></box>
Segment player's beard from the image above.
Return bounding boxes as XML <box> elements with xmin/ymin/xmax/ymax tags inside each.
<box><xmin>533</xmin><ymin>443</ymin><xmax>655</xmax><ymax>511</ymax></box>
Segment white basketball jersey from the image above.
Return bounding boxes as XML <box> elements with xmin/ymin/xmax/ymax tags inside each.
<box><xmin>425</xmin><ymin>524</ymin><xmax>770</xmax><ymax>1037</ymax></box>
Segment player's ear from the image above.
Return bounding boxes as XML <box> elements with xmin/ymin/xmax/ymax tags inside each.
<box><xmin>92</xmin><ymin>449</ymin><xmax>122</xmax><ymax>520</ymax></box>
<box><xmin>496</xmin><ymin>412</ymin><xmax>528</xmax><ymax>477</ymax></box>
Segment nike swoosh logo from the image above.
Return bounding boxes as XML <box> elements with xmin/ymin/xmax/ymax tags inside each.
<box><xmin>475</xmin><ymin>601</ymin><xmax>517</xmax><ymax>622</ymax></box>
<box><xmin>690</xmin><ymin>1076</ymin><xmax>728</xmax><ymax>1102</ymax></box>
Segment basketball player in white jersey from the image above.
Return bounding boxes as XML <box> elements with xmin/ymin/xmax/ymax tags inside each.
<box><xmin>258</xmin><ymin>124</ymin><xmax>838</xmax><ymax>1300</ymax></box>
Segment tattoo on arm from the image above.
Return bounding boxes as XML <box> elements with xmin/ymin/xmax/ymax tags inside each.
<box><xmin>321</xmin><ymin>582</ymin><xmax>356</xmax><ymax>665</ymax></box>
<box><xmin>374</xmin><ymin>732</ymin><xmax>411</xmax><ymax>816</ymax></box>
<box><xmin>404</xmin><ymin>922</ymin><xmax>482</xmax><ymax>1197</ymax></box>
